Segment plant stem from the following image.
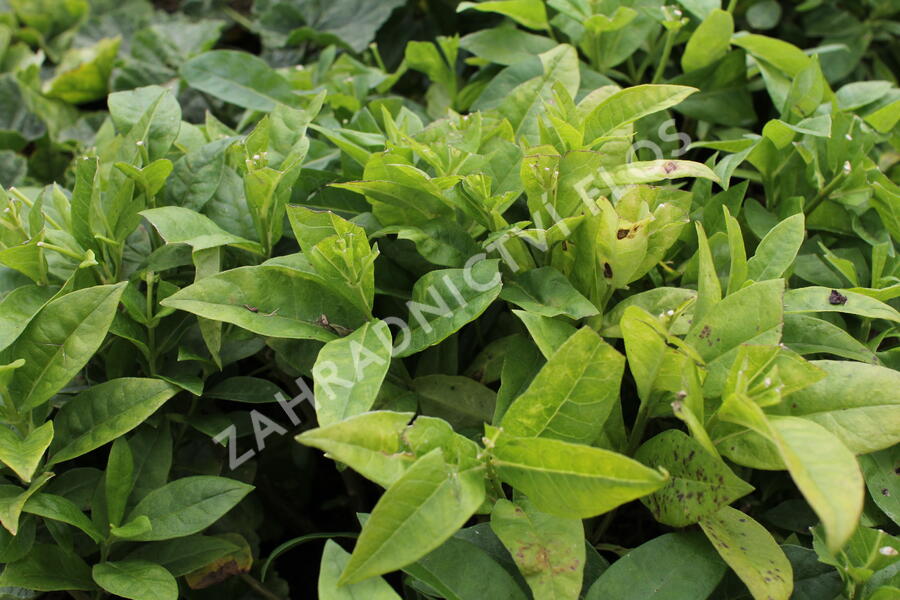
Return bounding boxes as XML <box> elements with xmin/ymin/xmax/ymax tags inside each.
<box><xmin>240</xmin><ymin>573</ymin><xmax>284</xmax><ymax>600</ymax></box>
<box><xmin>727</xmin><ymin>0</ymin><xmax>739</xmax><ymax>12</ymax></box>
<box><xmin>651</xmin><ymin>29</ymin><xmax>676</xmax><ymax>84</ymax></box>
<box><xmin>145</xmin><ymin>272</ymin><xmax>157</xmax><ymax>375</ymax></box>
<box><xmin>36</xmin><ymin>241</ymin><xmax>83</xmax><ymax>261</ymax></box>
<box><xmin>805</xmin><ymin>171</ymin><xmax>847</xmax><ymax>216</ymax></box>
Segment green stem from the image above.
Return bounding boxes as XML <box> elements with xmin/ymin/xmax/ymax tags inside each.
<box><xmin>145</xmin><ymin>272</ymin><xmax>157</xmax><ymax>375</ymax></box>
<box><xmin>727</xmin><ymin>0</ymin><xmax>738</xmax><ymax>12</ymax></box>
<box><xmin>36</xmin><ymin>241</ymin><xmax>84</xmax><ymax>262</ymax></box>
<box><xmin>805</xmin><ymin>171</ymin><xmax>848</xmax><ymax>216</ymax></box>
<box><xmin>240</xmin><ymin>573</ymin><xmax>284</xmax><ymax>600</ymax></box>
<box><xmin>651</xmin><ymin>29</ymin><xmax>676</xmax><ymax>84</ymax></box>
<box><xmin>8</xmin><ymin>187</ymin><xmax>65</xmax><ymax>231</ymax></box>
<box><xmin>627</xmin><ymin>402</ymin><xmax>651</xmax><ymax>455</ymax></box>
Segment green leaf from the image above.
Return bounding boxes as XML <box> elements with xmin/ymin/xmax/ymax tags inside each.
<box><xmin>0</xmin><ymin>544</ymin><xmax>95</xmax><ymax>592</ymax></box>
<box><xmin>125</xmin><ymin>535</ymin><xmax>243</xmax><ymax>577</ymax></box>
<box><xmin>783</xmin><ymin>287</ymin><xmax>900</xmax><ymax>323</ymax></box>
<box><xmin>287</xmin><ymin>206</ymin><xmax>377</xmax><ymax>316</ymax></box>
<box><xmin>0</xmin><ymin>421</ymin><xmax>52</xmax><ymax>483</ymax></box>
<box><xmin>682</xmin><ymin>10</ymin><xmax>733</xmax><ymax>72</ymax></box>
<box><xmin>490</xmin><ymin>497</ymin><xmax>584</xmax><ymax>600</ymax></box>
<box><xmin>413</xmin><ymin>375</ymin><xmax>496</xmax><ymax>431</ymax></box>
<box><xmin>7</xmin><ymin>282</ymin><xmax>126</xmax><ymax>411</ymax></box>
<box><xmin>0</xmin><ymin>473</ymin><xmax>51</xmax><ymax>535</ymax></box>
<box><xmin>0</xmin><ymin>285</ymin><xmax>55</xmax><ymax>353</ymax></box>
<box><xmin>339</xmin><ymin>449</ymin><xmax>485</xmax><ymax>584</ymax></box>
<box><xmin>105</xmin><ymin>437</ymin><xmax>134</xmax><ymax>528</ymax></box>
<box><xmin>635</xmin><ymin>430</ymin><xmax>754</xmax><ymax>528</ymax></box>
<box><xmin>779</xmin><ymin>360</ymin><xmax>900</xmax><ymax>454</ymax></box>
<box><xmin>699</xmin><ymin>506</ymin><xmax>793</xmax><ymax>600</ymax></box>
<box><xmin>403</xmin><ymin>534</ymin><xmax>529</xmax><ymax>600</ymax></box>
<box><xmin>109</xmin><ymin>516</ymin><xmax>152</xmax><ymax>540</ymax></box>
<box><xmin>459</xmin><ymin>28</ymin><xmax>556</xmax><ymax>66</ymax></box>
<box><xmin>685</xmin><ymin>279</ymin><xmax>784</xmax><ymax>395</ymax></box>
<box><xmin>140</xmin><ymin>206</ymin><xmax>263</xmax><ymax>254</ymax></box>
<box><xmin>283</xmin><ymin>0</ymin><xmax>405</xmax><ymax>54</ymax></box>
<box><xmin>457</xmin><ymin>0</ymin><xmax>549</xmax><ymax>31</ymax></box>
<box><xmin>49</xmin><ymin>378</ymin><xmax>178</xmax><ymax>465</ymax></box>
<box><xmin>731</xmin><ymin>34</ymin><xmax>811</xmax><ymax>77</ymax></box>
<box><xmin>513</xmin><ymin>310</ymin><xmax>577</xmax><ymax>358</ymax></box>
<box><xmin>719</xmin><ymin>396</ymin><xmax>863</xmax><ymax>552</ymax></box>
<box><xmin>500</xmin><ymin>267</ymin><xmax>598</xmax><ymax>319</ymax></box>
<box><xmin>205</xmin><ymin>376</ymin><xmax>285</xmax><ymax>404</ymax></box>
<box><xmin>491</xmin><ymin>433</ymin><xmax>666</xmax><ymax>518</ymax></box>
<box><xmin>108</xmin><ymin>85</ymin><xmax>181</xmax><ymax>163</ymax></box>
<box><xmin>499</xmin><ymin>44</ymin><xmax>580</xmax><ymax>141</ymax></box>
<box><xmin>313</xmin><ymin>320</ymin><xmax>392</xmax><ymax>427</ymax></box>
<box><xmin>501</xmin><ymin>327</ymin><xmax>624</xmax><ymax>445</ymax></box>
<box><xmin>782</xmin><ymin>544</ymin><xmax>844</xmax><ymax>600</ymax></box>
<box><xmin>160</xmin><ymin>265</ymin><xmax>368</xmax><ymax>341</ymax></box>
<box><xmin>92</xmin><ymin>560</ymin><xmax>177</xmax><ymax>600</ymax></box>
<box><xmin>585</xmin><ymin>532</ymin><xmax>726</xmax><ymax>600</ymax></box>
<box><xmin>22</xmin><ymin>493</ymin><xmax>103</xmax><ymax>544</ymax></box>
<box><xmin>859</xmin><ymin>447</ymin><xmax>900</xmax><ymax>526</ymax></box>
<box><xmin>602</xmin><ymin>288</ymin><xmax>696</xmax><ymax>337</ymax></box>
<box><xmin>694</xmin><ymin>221</ymin><xmax>721</xmax><ymax>326</ymax></box>
<box><xmin>125</xmin><ymin>476</ymin><xmax>253</xmax><ymax>542</ymax></box>
<box><xmin>396</xmin><ymin>260</ymin><xmax>502</xmax><ymax>358</ymax></box>
<box><xmin>782</xmin><ymin>314</ymin><xmax>879</xmax><ymax>364</ymax></box>
<box><xmin>583</xmin><ymin>85</ymin><xmax>697</xmax><ymax>145</ymax></box>
<box><xmin>604</xmin><ymin>160</ymin><xmax>720</xmax><ymax>185</ymax></box>
<box><xmin>746</xmin><ymin>213</ymin><xmax>805</xmax><ymax>282</ymax></box>
<box><xmin>319</xmin><ymin>540</ymin><xmax>401</xmax><ymax>599</ymax></box>
<box><xmin>297</xmin><ymin>411</ymin><xmax>415</xmax><ymax>489</ymax></box>
<box><xmin>44</xmin><ymin>37</ymin><xmax>120</xmax><ymax>104</ymax></box>
<box><xmin>180</xmin><ymin>50</ymin><xmax>300</xmax><ymax>111</ymax></box>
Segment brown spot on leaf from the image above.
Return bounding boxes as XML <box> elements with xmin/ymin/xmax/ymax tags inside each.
<box><xmin>829</xmin><ymin>290</ymin><xmax>848</xmax><ymax>305</ymax></box>
<box><xmin>664</xmin><ymin>161</ymin><xmax>678</xmax><ymax>174</ymax></box>
<box><xmin>603</xmin><ymin>262</ymin><xmax>613</xmax><ymax>278</ymax></box>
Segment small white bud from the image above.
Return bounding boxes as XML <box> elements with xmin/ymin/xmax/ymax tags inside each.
<box><xmin>845</xmin><ymin>134</ymin><xmax>853</xmax><ymax>141</ymax></box>
<box><xmin>295</xmin><ymin>64</ymin><xmax>304</xmax><ymax>71</ymax></box>
<box><xmin>674</xmin><ymin>8</ymin><xmax>682</xmax><ymax>16</ymax></box>
<box><xmin>879</xmin><ymin>546</ymin><xmax>898</xmax><ymax>556</ymax></box>
<box><xmin>666</xmin><ymin>309</ymin><xmax>675</xmax><ymax>316</ymax></box>
<box><xmin>36</xmin><ymin>241</ymin><xmax>45</xmax><ymax>247</ymax></box>
<box><xmin>136</xmin><ymin>140</ymin><xmax>144</xmax><ymax>147</ymax></box>
<box><xmin>764</xmin><ymin>377</ymin><xmax>772</xmax><ymax>387</ymax></box>
<box><xmin>843</xmin><ymin>161</ymin><xmax>852</xmax><ymax>173</ymax></box>
<box><xmin>252</xmin><ymin>154</ymin><xmax>261</xmax><ymax>161</ymax></box>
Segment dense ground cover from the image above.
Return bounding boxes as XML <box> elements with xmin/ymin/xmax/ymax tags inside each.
<box><xmin>0</xmin><ymin>0</ymin><xmax>898</xmax><ymax>598</ymax></box>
